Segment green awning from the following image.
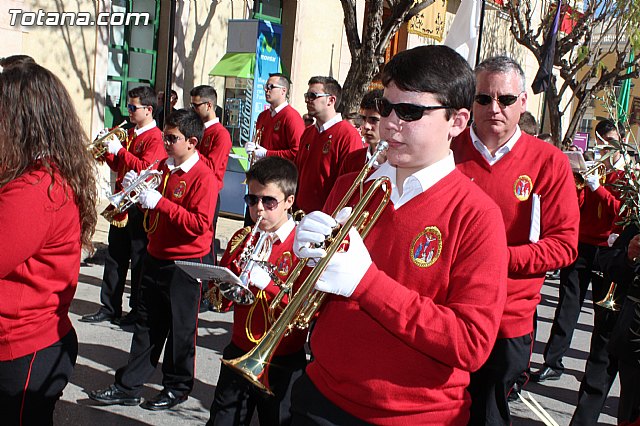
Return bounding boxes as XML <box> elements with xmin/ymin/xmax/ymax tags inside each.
<box><xmin>209</xmin><ymin>53</ymin><xmax>256</xmax><ymax>78</ymax></box>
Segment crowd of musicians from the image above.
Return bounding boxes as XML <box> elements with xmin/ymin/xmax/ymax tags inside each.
<box><xmin>1</xmin><ymin>45</ymin><xmax>640</xmax><ymax>426</ymax></box>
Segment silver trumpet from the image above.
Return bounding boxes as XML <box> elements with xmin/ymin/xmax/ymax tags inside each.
<box><xmin>101</xmin><ymin>160</ymin><xmax>163</xmax><ymax>223</ymax></box>
<box><xmin>216</xmin><ymin>215</ymin><xmax>273</xmax><ymax>305</ymax></box>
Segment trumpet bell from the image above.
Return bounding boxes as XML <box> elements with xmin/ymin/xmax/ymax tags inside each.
<box><xmin>218</xmin><ymin>281</ymin><xmax>255</xmax><ymax>305</ymax></box>
<box><xmin>595</xmin><ymin>282</ymin><xmax>620</xmax><ymax>311</ymax></box>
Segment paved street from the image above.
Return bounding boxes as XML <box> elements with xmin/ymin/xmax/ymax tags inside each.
<box><xmin>54</xmin><ymin>209</ymin><xmax>620</xmax><ymax>425</ymax></box>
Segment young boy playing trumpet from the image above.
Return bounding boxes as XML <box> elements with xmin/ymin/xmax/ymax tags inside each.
<box><xmin>207</xmin><ymin>156</ymin><xmax>306</xmax><ymax>426</ymax></box>
<box><xmin>90</xmin><ymin>109</ymin><xmax>217</xmax><ymax>411</ymax></box>
<box><xmin>290</xmin><ymin>45</ymin><xmax>509</xmax><ymax>424</ymax></box>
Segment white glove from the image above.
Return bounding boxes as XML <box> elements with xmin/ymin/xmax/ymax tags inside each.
<box><xmin>122</xmin><ymin>170</ymin><xmax>138</xmax><ymax>188</ymax></box>
<box><xmin>314</xmin><ymin>227</ymin><xmax>372</xmax><ymax>297</ymax></box>
<box><xmin>254</xmin><ymin>145</ymin><xmax>268</xmax><ymax>159</ymax></box>
<box><xmin>106</xmin><ymin>135</ymin><xmax>124</xmax><ymax>155</ymax></box>
<box><xmin>607</xmin><ymin>233</ymin><xmax>620</xmax><ymax>247</ymax></box>
<box><xmin>294</xmin><ymin>208</ymin><xmax>352</xmax><ymax>259</ymax></box>
<box><xmin>585</xmin><ymin>174</ymin><xmax>600</xmax><ymax>192</ymax></box>
<box><xmin>245</xmin><ymin>141</ymin><xmax>256</xmax><ymax>153</ymax></box>
<box><xmin>93</xmin><ymin>128</ymin><xmax>109</xmax><ymax>140</ymax></box>
<box><xmin>139</xmin><ymin>188</ymin><xmax>162</xmax><ymax>209</ymax></box>
<box><xmin>249</xmin><ymin>265</ymin><xmax>272</xmax><ymax>290</ymax></box>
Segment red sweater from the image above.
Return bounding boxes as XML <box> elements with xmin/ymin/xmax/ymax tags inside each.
<box><xmin>452</xmin><ymin>129</ymin><xmax>579</xmax><ymax>338</ymax></box>
<box><xmin>103</xmin><ymin>126</ymin><xmax>166</xmax><ymax>192</ymax></box>
<box><xmin>219</xmin><ymin>225</ymin><xmax>306</xmax><ymax>355</ymax></box>
<box><xmin>295</xmin><ymin>120</ymin><xmax>362</xmax><ymax>213</ymax></box>
<box><xmin>338</xmin><ymin>146</ymin><xmax>368</xmax><ymax>176</ymax></box>
<box><xmin>306</xmin><ymin>169</ymin><xmax>508</xmax><ymax>425</ymax></box>
<box><xmin>577</xmin><ymin>172</ymin><xmax>622</xmax><ymax>245</ymax></box>
<box><xmin>146</xmin><ymin>156</ymin><xmax>218</xmax><ymax>260</ymax></box>
<box><xmin>198</xmin><ymin>122</ymin><xmax>232</xmax><ymax>189</ymax></box>
<box><xmin>0</xmin><ymin>165</ymin><xmax>80</xmax><ymax>360</ymax></box>
<box><xmin>255</xmin><ymin>104</ymin><xmax>304</xmax><ymax>161</ymax></box>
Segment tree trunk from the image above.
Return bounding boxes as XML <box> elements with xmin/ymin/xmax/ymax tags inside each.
<box><xmin>338</xmin><ymin>54</ymin><xmax>383</xmax><ymax>114</ymax></box>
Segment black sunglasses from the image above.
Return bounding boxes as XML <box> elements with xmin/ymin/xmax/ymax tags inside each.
<box><xmin>162</xmin><ymin>134</ymin><xmax>184</xmax><ymax>144</ymax></box>
<box><xmin>243</xmin><ymin>194</ymin><xmax>283</xmax><ymax>211</ymax></box>
<box><xmin>264</xmin><ymin>83</ymin><xmax>286</xmax><ymax>91</ymax></box>
<box><xmin>474</xmin><ymin>93</ymin><xmax>522</xmax><ymax>107</ymax></box>
<box><xmin>303</xmin><ymin>92</ymin><xmax>332</xmax><ymax>102</ymax></box>
<box><xmin>375</xmin><ymin>98</ymin><xmax>451</xmax><ymax>122</ymax></box>
<box><xmin>127</xmin><ymin>104</ymin><xmax>148</xmax><ymax>113</ymax></box>
<box><xmin>190</xmin><ymin>101</ymin><xmax>209</xmax><ymax>109</ymax></box>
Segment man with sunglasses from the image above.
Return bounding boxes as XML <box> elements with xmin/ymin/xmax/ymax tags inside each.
<box><xmin>451</xmin><ymin>56</ymin><xmax>579</xmax><ymax>425</ymax></box>
<box><xmin>339</xmin><ymin>89</ymin><xmax>386</xmax><ymax>176</ymax></box>
<box><xmin>290</xmin><ymin>45</ymin><xmax>509</xmax><ymax>425</ymax></box>
<box><xmin>247</xmin><ymin>73</ymin><xmax>304</xmax><ymax>162</ymax></box>
<box><xmin>81</xmin><ymin>85</ymin><xmax>166</xmax><ymax>327</ymax></box>
<box><xmin>294</xmin><ymin>76</ymin><xmax>362</xmax><ymax>213</ymax></box>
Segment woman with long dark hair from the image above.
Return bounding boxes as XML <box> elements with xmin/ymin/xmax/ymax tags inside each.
<box><xmin>0</xmin><ymin>60</ymin><xmax>97</xmax><ymax>425</ymax></box>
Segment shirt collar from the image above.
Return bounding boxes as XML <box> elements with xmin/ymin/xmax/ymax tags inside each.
<box><xmin>268</xmin><ymin>216</ymin><xmax>295</xmax><ymax>243</ymax></box>
<box><xmin>135</xmin><ymin>120</ymin><xmax>157</xmax><ymax>136</ymax></box>
<box><xmin>204</xmin><ymin>118</ymin><xmax>220</xmax><ymax>129</ymax></box>
<box><xmin>271</xmin><ymin>101</ymin><xmax>288</xmax><ymax>117</ymax></box>
<box><xmin>316</xmin><ymin>113</ymin><xmax>342</xmax><ymax>133</ymax></box>
<box><xmin>469</xmin><ymin>125</ymin><xmax>521</xmax><ymax>165</ymax></box>
<box><xmin>366</xmin><ymin>152</ymin><xmax>455</xmax><ymax>208</ymax></box>
<box><xmin>166</xmin><ymin>151</ymin><xmax>200</xmax><ymax>173</ymax></box>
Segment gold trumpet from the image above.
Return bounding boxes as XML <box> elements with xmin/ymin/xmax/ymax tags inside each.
<box><xmin>596</xmin><ymin>282</ymin><xmax>620</xmax><ymax>311</ymax></box>
<box><xmin>88</xmin><ymin>121</ymin><xmax>128</xmax><ymax>160</ymax></box>
<box><xmin>222</xmin><ymin>141</ymin><xmax>391</xmax><ymax>395</ymax></box>
<box><xmin>101</xmin><ymin>160</ymin><xmax>163</xmax><ymax>225</ymax></box>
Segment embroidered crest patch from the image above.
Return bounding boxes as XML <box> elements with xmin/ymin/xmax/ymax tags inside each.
<box><xmin>173</xmin><ymin>181</ymin><xmax>187</xmax><ymax>199</ymax></box>
<box><xmin>276</xmin><ymin>252</ymin><xmax>293</xmax><ymax>277</ymax></box>
<box><xmin>274</xmin><ymin>120</ymin><xmax>281</xmax><ymax>131</ymax></box>
<box><xmin>513</xmin><ymin>175</ymin><xmax>533</xmax><ymax>201</ymax></box>
<box><xmin>410</xmin><ymin>226</ymin><xmax>442</xmax><ymax>268</ymax></box>
<box><xmin>322</xmin><ymin>135</ymin><xmax>333</xmax><ymax>154</ymax></box>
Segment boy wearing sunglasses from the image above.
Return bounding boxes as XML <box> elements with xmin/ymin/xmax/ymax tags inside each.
<box><xmin>81</xmin><ymin>85</ymin><xmax>166</xmax><ymax>327</ymax></box>
<box><xmin>247</xmin><ymin>73</ymin><xmax>305</xmax><ymax>162</ymax></box>
<box><xmin>90</xmin><ymin>109</ymin><xmax>218</xmax><ymax>411</ymax></box>
<box><xmin>290</xmin><ymin>45</ymin><xmax>509</xmax><ymax>424</ymax></box>
<box><xmin>295</xmin><ymin>76</ymin><xmax>363</xmax><ymax>214</ymax></box>
<box><xmin>207</xmin><ymin>156</ymin><xmax>306</xmax><ymax>426</ymax></box>
<box><xmin>451</xmin><ymin>56</ymin><xmax>579</xmax><ymax>425</ymax></box>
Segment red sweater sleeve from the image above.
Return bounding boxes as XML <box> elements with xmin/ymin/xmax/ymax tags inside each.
<box><xmin>508</xmin><ymin>145</ymin><xmax>579</xmax><ymax>275</ymax></box>
<box><xmin>199</xmin><ymin>123</ymin><xmax>232</xmax><ymax>188</ymax></box>
<box><xmin>266</xmin><ymin>107</ymin><xmax>304</xmax><ymax>160</ymax></box>
<box><xmin>350</xmin><ymin>207</ymin><xmax>508</xmax><ymax>372</ymax></box>
<box><xmin>117</xmin><ymin>127</ymin><xmax>166</xmax><ymax>173</ymax></box>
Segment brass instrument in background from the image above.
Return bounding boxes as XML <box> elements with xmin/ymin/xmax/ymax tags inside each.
<box><xmin>574</xmin><ymin>162</ymin><xmax>607</xmax><ymax>190</ymax></box>
<box><xmin>596</xmin><ymin>282</ymin><xmax>620</xmax><ymax>311</ymax></box>
<box><xmin>222</xmin><ymin>141</ymin><xmax>391</xmax><ymax>395</ymax></box>
<box><xmin>88</xmin><ymin>121</ymin><xmax>128</xmax><ymax>160</ymax></box>
<box><xmin>247</xmin><ymin>126</ymin><xmax>264</xmax><ymax>167</ymax></box>
<box><xmin>101</xmin><ymin>160</ymin><xmax>163</xmax><ymax>224</ymax></box>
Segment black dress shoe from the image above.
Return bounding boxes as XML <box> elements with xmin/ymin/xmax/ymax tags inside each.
<box><xmin>79</xmin><ymin>310</ymin><xmax>116</xmax><ymax>323</ymax></box>
<box><xmin>89</xmin><ymin>384</ymin><xmax>141</xmax><ymax>406</ymax></box>
<box><xmin>531</xmin><ymin>366</ymin><xmax>562</xmax><ymax>382</ymax></box>
<box><xmin>117</xmin><ymin>311</ymin><xmax>138</xmax><ymax>326</ymax></box>
<box><xmin>507</xmin><ymin>382</ymin><xmax>521</xmax><ymax>402</ymax></box>
<box><xmin>140</xmin><ymin>389</ymin><xmax>188</xmax><ymax>411</ymax></box>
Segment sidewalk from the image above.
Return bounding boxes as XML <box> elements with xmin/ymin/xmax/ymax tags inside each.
<box><xmin>57</xmin><ymin>205</ymin><xmax>620</xmax><ymax>425</ymax></box>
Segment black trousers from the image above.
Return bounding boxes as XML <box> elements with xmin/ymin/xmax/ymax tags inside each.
<box><xmin>544</xmin><ymin>242</ymin><xmax>604</xmax><ymax>371</ymax></box>
<box><xmin>115</xmin><ymin>252</ymin><xmax>213</xmax><ymax>396</ymax></box>
<box><xmin>99</xmin><ymin>207</ymin><xmax>148</xmax><ymax>317</ymax></box>
<box><xmin>0</xmin><ymin>329</ymin><xmax>78</xmax><ymax>426</ymax></box>
<box><xmin>290</xmin><ymin>373</ymin><xmax>372</xmax><ymax>426</ymax></box>
<box><xmin>468</xmin><ymin>334</ymin><xmax>533</xmax><ymax>426</ymax></box>
<box><xmin>611</xmin><ymin>297</ymin><xmax>640</xmax><ymax>424</ymax></box>
<box><xmin>207</xmin><ymin>343</ymin><xmax>306</xmax><ymax>426</ymax></box>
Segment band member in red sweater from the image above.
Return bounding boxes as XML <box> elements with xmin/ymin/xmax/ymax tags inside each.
<box><xmin>247</xmin><ymin>73</ymin><xmax>304</xmax><ymax>161</ymax></box>
<box><xmin>90</xmin><ymin>109</ymin><xmax>217</xmax><ymax>411</ymax></box>
<box><xmin>339</xmin><ymin>89</ymin><xmax>386</xmax><ymax>176</ymax></box>
<box><xmin>207</xmin><ymin>156</ymin><xmax>306</xmax><ymax>426</ymax></box>
<box><xmin>0</xmin><ymin>61</ymin><xmax>97</xmax><ymax>425</ymax></box>
<box><xmin>294</xmin><ymin>76</ymin><xmax>363</xmax><ymax>213</ymax></box>
<box><xmin>291</xmin><ymin>45</ymin><xmax>508</xmax><ymax>425</ymax></box>
<box><xmin>451</xmin><ymin>56</ymin><xmax>580</xmax><ymax>425</ymax></box>
<box><xmin>81</xmin><ymin>85</ymin><xmax>166</xmax><ymax>326</ymax></box>
<box><xmin>190</xmin><ymin>85</ymin><xmax>232</xmax><ymax>262</ymax></box>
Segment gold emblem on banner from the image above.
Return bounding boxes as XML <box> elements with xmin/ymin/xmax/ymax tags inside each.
<box><xmin>407</xmin><ymin>0</ymin><xmax>447</xmax><ymax>42</ymax></box>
